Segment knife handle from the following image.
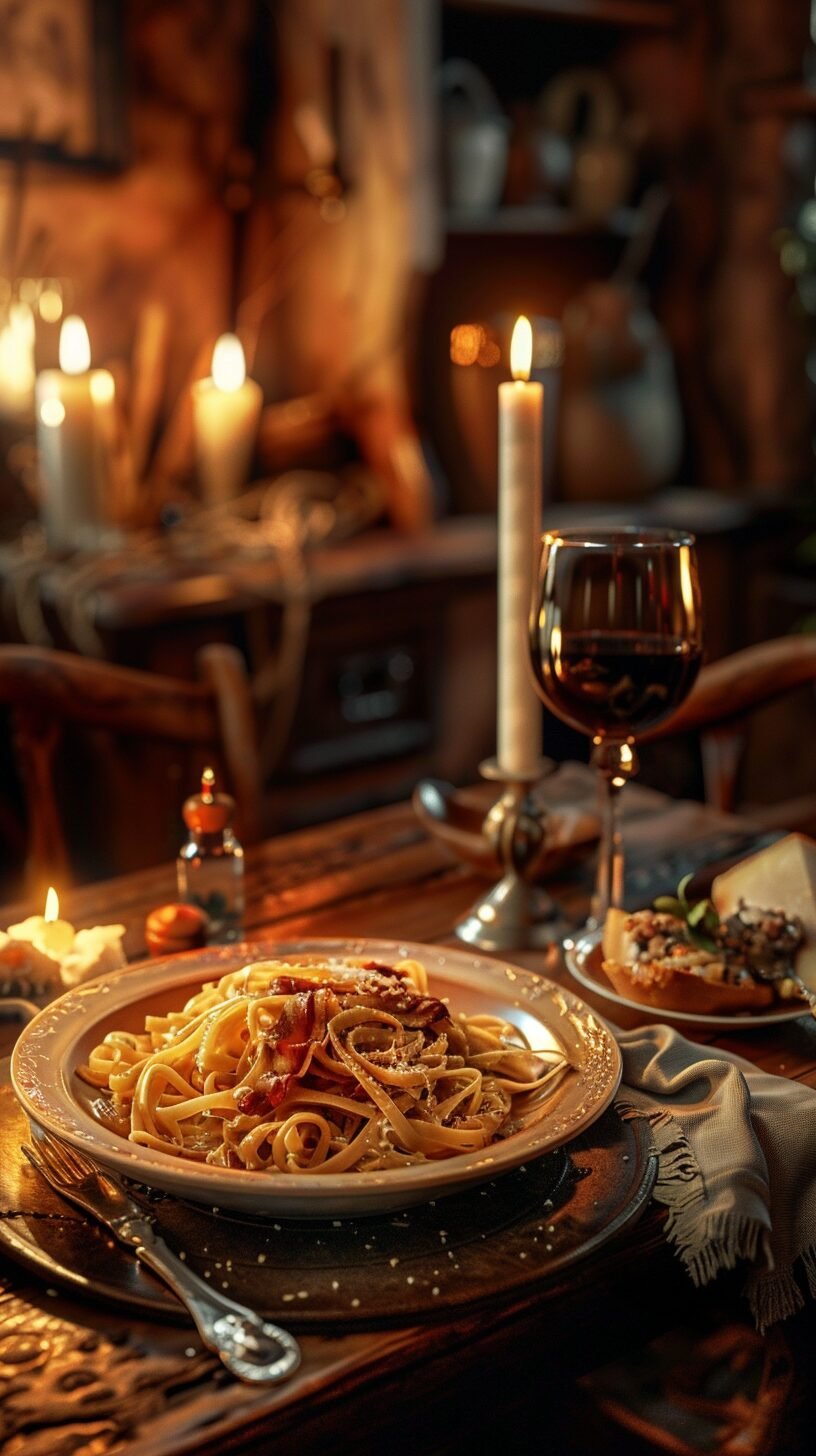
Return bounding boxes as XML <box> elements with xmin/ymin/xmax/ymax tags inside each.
<box><xmin>117</xmin><ymin>1217</ymin><xmax>301</xmax><ymax>1384</ymax></box>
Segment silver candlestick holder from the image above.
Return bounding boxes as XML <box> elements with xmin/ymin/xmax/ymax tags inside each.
<box><xmin>454</xmin><ymin>757</ymin><xmax>562</xmax><ymax>952</ymax></box>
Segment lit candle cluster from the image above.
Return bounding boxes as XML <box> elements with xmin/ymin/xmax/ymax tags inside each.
<box><xmin>1</xmin><ymin>886</ymin><xmax>126</xmax><ymax>991</ymax></box>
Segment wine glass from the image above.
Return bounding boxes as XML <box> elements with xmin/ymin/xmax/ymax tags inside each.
<box><xmin>529</xmin><ymin>527</ymin><xmax>702</xmax><ymax>926</ymax></box>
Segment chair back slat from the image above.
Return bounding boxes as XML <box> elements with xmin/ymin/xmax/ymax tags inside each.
<box><xmin>645</xmin><ymin>637</ymin><xmax>816</xmax><ymax>741</ymax></box>
<box><xmin>645</xmin><ymin>635</ymin><xmax>816</xmax><ymax>828</ymax></box>
<box><xmin>11</xmin><ymin>705</ymin><xmax>71</xmax><ymax>887</ymax></box>
<box><xmin>0</xmin><ymin>644</ymin><xmax>260</xmax><ymax>890</ymax></box>
<box><xmin>0</xmin><ymin>646</ymin><xmax>216</xmax><ymax>743</ymax></box>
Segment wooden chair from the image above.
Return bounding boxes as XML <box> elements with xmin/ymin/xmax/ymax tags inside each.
<box><xmin>644</xmin><ymin>635</ymin><xmax>816</xmax><ymax>823</ymax></box>
<box><xmin>0</xmin><ymin>644</ymin><xmax>262</xmax><ymax>889</ymax></box>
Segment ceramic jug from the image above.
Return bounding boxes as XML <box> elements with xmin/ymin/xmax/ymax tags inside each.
<box><xmin>438</xmin><ymin>59</ymin><xmax>510</xmax><ymax>213</ymax></box>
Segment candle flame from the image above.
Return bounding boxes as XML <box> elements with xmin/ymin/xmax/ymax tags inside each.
<box><xmin>59</xmin><ymin>315</ymin><xmax>91</xmax><ymax>375</ymax></box>
<box><xmin>510</xmin><ymin>315</ymin><xmax>533</xmax><ymax>382</ymax></box>
<box><xmin>211</xmin><ymin>333</ymin><xmax>246</xmax><ymax>392</ymax></box>
<box><xmin>44</xmin><ymin>886</ymin><xmax>59</xmax><ymax>922</ymax></box>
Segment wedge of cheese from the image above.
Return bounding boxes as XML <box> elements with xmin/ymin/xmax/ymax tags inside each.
<box><xmin>712</xmin><ymin>834</ymin><xmax>816</xmax><ymax>992</ymax></box>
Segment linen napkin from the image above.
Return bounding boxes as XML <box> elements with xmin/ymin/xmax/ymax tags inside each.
<box><xmin>615</xmin><ymin>1024</ymin><xmax>816</xmax><ymax>1331</ymax></box>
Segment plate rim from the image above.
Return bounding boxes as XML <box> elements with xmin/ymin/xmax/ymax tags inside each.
<box><xmin>565</xmin><ymin>928</ymin><xmax>808</xmax><ymax>1029</ymax></box>
<box><xmin>12</xmin><ymin>937</ymin><xmax>622</xmax><ymax>1212</ymax></box>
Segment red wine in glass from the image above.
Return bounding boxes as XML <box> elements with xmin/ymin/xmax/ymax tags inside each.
<box><xmin>529</xmin><ymin>529</ymin><xmax>703</xmax><ymax>925</ymax></box>
<box><xmin>535</xmin><ymin>630</ymin><xmax>702</xmax><ymax>740</ymax></box>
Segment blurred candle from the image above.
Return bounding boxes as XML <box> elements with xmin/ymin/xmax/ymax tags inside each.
<box><xmin>34</xmin><ymin>279</ymin><xmax>64</xmax><ymax>371</ymax></box>
<box><xmin>35</xmin><ymin>315</ymin><xmax>116</xmax><ymax>551</ymax></box>
<box><xmin>0</xmin><ymin>302</ymin><xmax>36</xmax><ymax>418</ymax></box>
<box><xmin>497</xmin><ymin>315</ymin><xmax>543</xmax><ymax>776</ymax></box>
<box><xmin>192</xmin><ymin>333</ymin><xmax>262</xmax><ymax>506</ymax></box>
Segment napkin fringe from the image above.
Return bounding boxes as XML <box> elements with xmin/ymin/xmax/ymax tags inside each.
<box><xmin>617</xmin><ymin>1099</ymin><xmax>763</xmax><ymax>1287</ymax></box>
<box><xmin>745</xmin><ymin>1265</ymin><xmax>805</xmax><ymax>1333</ymax></box>
<box><xmin>684</xmin><ymin>1210</ymin><xmax>763</xmax><ymax>1286</ymax></box>
<box><xmin>800</xmin><ymin>1245</ymin><xmax>816</xmax><ymax>1298</ymax></box>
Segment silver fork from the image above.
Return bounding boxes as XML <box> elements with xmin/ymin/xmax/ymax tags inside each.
<box><xmin>22</xmin><ymin>1132</ymin><xmax>301</xmax><ymax>1385</ymax></box>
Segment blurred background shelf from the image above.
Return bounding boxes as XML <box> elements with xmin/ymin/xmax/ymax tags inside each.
<box><xmin>444</xmin><ymin>205</ymin><xmax>642</xmax><ymax>236</ymax></box>
<box><xmin>2</xmin><ymin>0</ymin><xmax>815</xmax><ymax>893</ymax></box>
<box><xmin>443</xmin><ymin>0</ymin><xmax>678</xmax><ymax>29</ymax></box>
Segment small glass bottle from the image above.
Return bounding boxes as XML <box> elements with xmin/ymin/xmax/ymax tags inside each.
<box><xmin>176</xmin><ymin>767</ymin><xmax>245</xmax><ymax>943</ymax></box>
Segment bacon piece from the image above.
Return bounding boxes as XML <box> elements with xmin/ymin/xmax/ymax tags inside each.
<box><xmin>236</xmin><ymin>1086</ymin><xmax>266</xmax><ymax>1116</ymax></box>
<box><xmin>273</xmin><ymin>991</ymin><xmax>314</xmax><ymax>1064</ymax></box>
<box><xmin>361</xmin><ymin>961</ymin><xmax>406</xmax><ymax>977</ymax></box>
<box><xmin>344</xmin><ymin>989</ymin><xmax>450</xmax><ymax>1027</ymax></box>
<box><xmin>236</xmin><ymin>1073</ymin><xmax>293</xmax><ymax>1118</ymax></box>
<box><xmin>265</xmin><ymin>976</ymin><xmax>325</xmax><ymax>996</ymax></box>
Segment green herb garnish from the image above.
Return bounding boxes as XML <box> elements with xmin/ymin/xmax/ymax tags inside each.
<box><xmin>653</xmin><ymin>873</ymin><xmax>721</xmax><ymax>952</ymax></box>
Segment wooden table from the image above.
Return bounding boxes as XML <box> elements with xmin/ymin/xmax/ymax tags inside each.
<box><xmin>2</xmin><ymin>766</ymin><xmax>816</xmax><ymax>1456</ymax></box>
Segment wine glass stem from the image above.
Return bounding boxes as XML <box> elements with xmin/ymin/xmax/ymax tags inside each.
<box><xmin>590</xmin><ymin>740</ymin><xmax>635</xmax><ymax>927</ymax></box>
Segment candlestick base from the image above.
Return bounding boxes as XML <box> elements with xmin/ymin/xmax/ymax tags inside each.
<box><xmin>452</xmin><ymin>758</ymin><xmax>563</xmax><ymax>952</ymax></box>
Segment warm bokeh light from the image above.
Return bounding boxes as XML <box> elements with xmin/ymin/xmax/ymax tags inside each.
<box><xmin>450</xmin><ymin>323</ymin><xmax>502</xmax><ymax>368</ymax></box>
<box><xmin>476</xmin><ymin>339</ymin><xmax>501</xmax><ymax>368</ymax></box>
<box><xmin>59</xmin><ymin>315</ymin><xmax>91</xmax><ymax>374</ymax></box>
<box><xmin>212</xmin><ymin>333</ymin><xmax>246</xmax><ymax>391</ymax></box>
<box><xmin>44</xmin><ymin>886</ymin><xmax>59</xmax><ymax>922</ymax></box>
<box><xmin>90</xmin><ymin>371</ymin><xmax>115</xmax><ymax>404</ymax></box>
<box><xmin>10</xmin><ymin>301</ymin><xmax>35</xmax><ymax>341</ymax></box>
<box><xmin>510</xmin><ymin>315</ymin><xmax>533</xmax><ymax>382</ymax></box>
<box><xmin>450</xmin><ymin>323</ymin><xmax>484</xmax><ymax>366</ymax></box>
<box><xmin>39</xmin><ymin>287</ymin><xmax>64</xmax><ymax>324</ymax></box>
<box><xmin>39</xmin><ymin>397</ymin><xmax>66</xmax><ymax>427</ymax></box>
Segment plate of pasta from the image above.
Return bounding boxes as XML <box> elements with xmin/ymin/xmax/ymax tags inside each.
<box><xmin>12</xmin><ymin>938</ymin><xmax>621</xmax><ymax>1216</ymax></box>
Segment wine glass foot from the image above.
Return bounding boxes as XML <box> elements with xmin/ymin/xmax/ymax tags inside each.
<box><xmin>455</xmin><ymin>872</ymin><xmax>564</xmax><ymax>952</ymax></box>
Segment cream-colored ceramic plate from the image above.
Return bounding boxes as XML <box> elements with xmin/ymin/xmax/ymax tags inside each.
<box><xmin>12</xmin><ymin>938</ymin><xmax>621</xmax><ymax>1218</ymax></box>
<box><xmin>565</xmin><ymin>929</ymin><xmax>809</xmax><ymax>1029</ymax></box>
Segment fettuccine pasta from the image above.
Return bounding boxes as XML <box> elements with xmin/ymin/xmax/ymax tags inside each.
<box><xmin>78</xmin><ymin>957</ymin><xmax>570</xmax><ymax>1173</ymax></box>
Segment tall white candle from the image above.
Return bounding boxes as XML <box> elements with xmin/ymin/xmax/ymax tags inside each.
<box><xmin>192</xmin><ymin>334</ymin><xmax>262</xmax><ymax>507</ymax></box>
<box><xmin>497</xmin><ymin>315</ymin><xmax>543</xmax><ymax>776</ymax></box>
<box><xmin>35</xmin><ymin>315</ymin><xmax>116</xmax><ymax>551</ymax></box>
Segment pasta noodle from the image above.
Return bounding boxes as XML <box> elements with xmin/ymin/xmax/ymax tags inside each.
<box><xmin>79</xmin><ymin>957</ymin><xmax>571</xmax><ymax>1174</ymax></box>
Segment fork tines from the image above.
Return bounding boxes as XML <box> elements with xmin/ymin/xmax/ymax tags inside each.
<box><xmin>29</xmin><ymin>1131</ymin><xmax>96</xmax><ymax>1184</ymax></box>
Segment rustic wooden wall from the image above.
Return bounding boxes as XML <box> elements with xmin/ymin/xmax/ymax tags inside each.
<box><xmin>0</xmin><ymin>0</ymin><xmax>256</xmax><ymax>453</ymax></box>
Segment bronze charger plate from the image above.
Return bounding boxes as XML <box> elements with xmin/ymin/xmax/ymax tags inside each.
<box><xmin>0</xmin><ymin>1075</ymin><xmax>655</xmax><ymax>1330</ymax></box>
